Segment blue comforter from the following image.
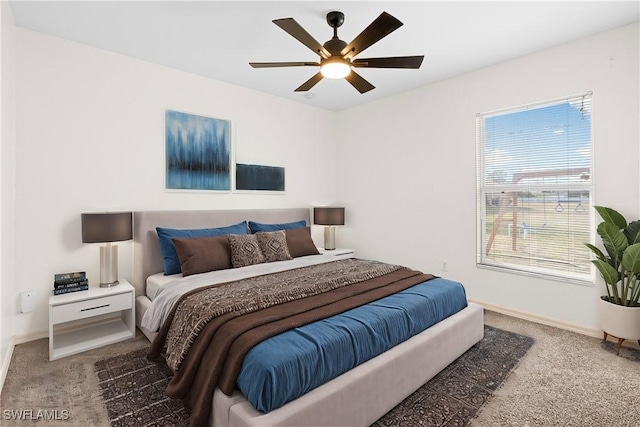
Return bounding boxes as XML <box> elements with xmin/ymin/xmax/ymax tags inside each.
<box><xmin>236</xmin><ymin>277</ymin><xmax>467</xmax><ymax>412</ymax></box>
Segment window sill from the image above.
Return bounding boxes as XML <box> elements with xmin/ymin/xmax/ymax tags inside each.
<box><xmin>476</xmin><ymin>262</ymin><xmax>595</xmax><ymax>287</ymax></box>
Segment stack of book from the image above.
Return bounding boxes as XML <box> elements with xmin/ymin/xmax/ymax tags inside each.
<box><xmin>53</xmin><ymin>271</ymin><xmax>89</xmax><ymax>295</ymax></box>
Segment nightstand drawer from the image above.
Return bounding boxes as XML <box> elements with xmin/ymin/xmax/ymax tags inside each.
<box><xmin>51</xmin><ymin>292</ymin><xmax>132</xmax><ymax>324</ymax></box>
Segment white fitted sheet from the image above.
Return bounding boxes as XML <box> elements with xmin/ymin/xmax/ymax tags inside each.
<box><xmin>141</xmin><ymin>253</ymin><xmax>353</xmax><ymax>332</ymax></box>
<box><xmin>146</xmin><ymin>273</ymin><xmax>180</xmax><ymax>302</ymax></box>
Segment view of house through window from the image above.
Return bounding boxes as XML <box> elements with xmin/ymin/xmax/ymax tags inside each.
<box><xmin>476</xmin><ymin>93</ymin><xmax>594</xmax><ymax>282</ymax></box>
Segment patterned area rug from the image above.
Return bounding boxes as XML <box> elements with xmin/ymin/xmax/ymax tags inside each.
<box><xmin>95</xmin><ymin>325</ymin><xmax>534</xmax><ymax>427</ymax></box>
<box><xmin>600</xmin><ymin>339</ymin><xmax>640</xmax><ymax>361</ymax></box>
<box><xmin>95</xmin><ymin>348</ymin><xmax>191</xmax><ymax>426</ymax></box>
<box><xmin>372</xmin><ymin>325</ymin><xmax>534</xmax><ymax>426</ymax></box>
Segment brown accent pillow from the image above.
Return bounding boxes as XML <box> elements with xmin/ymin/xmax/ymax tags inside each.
<box><xmin>285</xmin><ymin>227</ymin><xmax>320</xmax><ymax>258</ymax></box>
<box><xmin>172</xmin><ymin>236</ymin><xmax>232</xmax><ymax>277</ymax></box>
<box><xmin>256</xmin><ymin>231</ymin><xmax>292</xmax><ymax>263</ymax></box>
<box><xmin>228</xmin><ymin>234</ymin><xmax>266</xmax><ymax>268</ymax></box>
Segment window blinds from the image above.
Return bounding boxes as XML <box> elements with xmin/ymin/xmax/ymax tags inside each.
<box><xmin>476</xmin><ymin>92</ymin><xmax>594</xmax><ymax>283</ymax></box>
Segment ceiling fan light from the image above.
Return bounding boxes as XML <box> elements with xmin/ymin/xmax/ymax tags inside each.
<box><xmin>321</xmin><ymin>61</ymin><xmax>351</xmax><ymax>79</ymax></box>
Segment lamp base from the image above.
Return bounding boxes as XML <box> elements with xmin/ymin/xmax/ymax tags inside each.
<box><xmin>324</xmin><ymin>226</ymin><xmax>336</xmax><ymax>251</ymax></box>
<box><xmin>99</xmin><ymin>244</ymin><xmax>120</xmax><ymax>287</ymax></box>
<box><xmin>99</xmin><ymin>280</ymin><xmax>120</xmax><ymax>288</ymax></box>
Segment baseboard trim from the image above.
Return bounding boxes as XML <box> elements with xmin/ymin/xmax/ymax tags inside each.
<box><xmin>13</xmin><ymin>330</ymin><xmax>47</xmax><ymax>345</ymax></box>
<box><xmin>470</xmin><ymin>298</ymin><xmax>602</xmax><ymax>338</ymax></box>
<box><xmin>0</xmin><ymin>336</ymin><xmax>15</xmax><ymax>393</ymax></box>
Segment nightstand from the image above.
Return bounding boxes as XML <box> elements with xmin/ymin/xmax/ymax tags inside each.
<box><xmin>48</xmin><ymin>280</ymin><xmax>135</xmax><ymax>361</ymax></box>
<box><xmin>318</xmin><ymin>248</ymin><xmax>355</xmax><ymax>256</ymax></box>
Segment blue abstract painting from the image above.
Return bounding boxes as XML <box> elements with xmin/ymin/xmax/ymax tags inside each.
<box><xmin>165</xmin><ymin>110</ymin><xmax>231</xmax><ymax>191</ymax></box>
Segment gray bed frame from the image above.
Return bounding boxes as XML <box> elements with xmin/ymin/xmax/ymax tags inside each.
<box><xmin>132</xmin><ymin>208</ymin><xmax>484</xmax><ymax>427</ymax></box>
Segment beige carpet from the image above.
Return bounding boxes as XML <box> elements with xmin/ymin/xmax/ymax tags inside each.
<box><xmin>1</xmin><ymin>310</ymin><xmax>638</xmax><ymax>427</ymax></box>
<box><xmin>0</xmin><ymin>334</ymin><xmax>149</xmax><ymax>427</ymax></box>
<box><xmin>472</xmin><ymin>312</ymin><xmax>640</xmax><ymax>427</ymax></box>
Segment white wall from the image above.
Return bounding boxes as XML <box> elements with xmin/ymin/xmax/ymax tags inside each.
<box><xmin>336</xmin><ymin>23</ymin><xmax>639</xmax><ymax>332</ymax></box>
<box><xmin>12</xmin><ymin>29</ymin><xmax>338</xmax><ymax>338</ymax></box>
<box><xmin>6</xmin><ymin>19</ymin><xmax>639</xmax><ymax>342</ymax></box>
<box><xmin>0</xmin><ymin>0</ymin><xmax>16</xmax><ymax>387</ymax></box>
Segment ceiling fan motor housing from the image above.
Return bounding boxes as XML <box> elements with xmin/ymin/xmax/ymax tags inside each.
<box><xmin>323</xmin><ymin>38</ymin><xmax>347</xmax><ymax>56</ymax></box>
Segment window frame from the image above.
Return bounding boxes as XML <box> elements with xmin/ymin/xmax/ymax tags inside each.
<box><xmin>476</xmin><ymin>92</ymin><xmax>595</xmax><ymax>285</ymax></box>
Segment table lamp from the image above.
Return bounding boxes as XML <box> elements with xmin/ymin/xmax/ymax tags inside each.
<box><xmin>81</xmin><ymin>212</ymin><xmax>133</xmax><ymax>287</ymax></box>
<box><xmin>314</xmin><ymin>207</ymin><xmax>345</xmax><ymax>250</ymax></box>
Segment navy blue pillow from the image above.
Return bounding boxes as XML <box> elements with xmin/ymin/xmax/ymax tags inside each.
<box><xmin>248</xmin><ymin>220</ymin><xmax>306</xmax><ymax>233</ymax></box>
<box><xmin>156</xmin><ymin>221</ymin><xmax>248</xmax><ymax>275</ymax></box>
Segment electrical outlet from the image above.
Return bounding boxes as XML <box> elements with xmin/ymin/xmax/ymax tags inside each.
<box><xmin>442</xmin><ymin>260</ymin><xmax>448</xmax><ymax>272</ymax></box>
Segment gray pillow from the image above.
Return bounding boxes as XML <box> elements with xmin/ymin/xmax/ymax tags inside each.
<box><xmin>256</xmin><ymin>231</ymin><xmax>292</xmax><ymax>263</ymax></box>
<box><xmin>228</xmin><ymin>234</ymin><xmax>266</xmax><ymax>268</ymax></box>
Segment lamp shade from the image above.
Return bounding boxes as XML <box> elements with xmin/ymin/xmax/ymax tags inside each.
<box><xmin>81</xmin><ymin>212</ymin><xmax>133</xmax><ymax>243</ymax></box>
<box><xmin>314</xmin><ymin>207</ymin><xmax>345</xmax><ymax>226</ymax></box>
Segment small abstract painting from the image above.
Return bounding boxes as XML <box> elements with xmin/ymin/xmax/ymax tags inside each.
<box><xmin>165</xmin><ymin>110</ymin><xmax>231</xmax><ymax>191</ymax></box>
<box><xmin>236</xmin><ymin>163</ymin><xmax>285</xmax><ymax>192</ymax></box>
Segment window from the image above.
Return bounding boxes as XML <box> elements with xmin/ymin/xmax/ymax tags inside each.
<box><xmin>476</xmin><ymin>93</ymin><xmax>593</xmax><ymax>283</ymax></box>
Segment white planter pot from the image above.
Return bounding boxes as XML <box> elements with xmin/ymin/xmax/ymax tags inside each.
<box><xmin>599</xmin><ymin>297</ymin><xmax>640</xmax><ymax>352</ymax></box>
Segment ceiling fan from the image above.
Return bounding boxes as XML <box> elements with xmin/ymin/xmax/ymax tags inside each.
<box><xmin>249</xmin><ymin>11</ymin><xmax>424</xmax><ymax>94</ymax></box>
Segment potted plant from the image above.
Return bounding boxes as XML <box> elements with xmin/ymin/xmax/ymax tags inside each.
<box><xmin>585</xmin><ymin>206</ymin><xmax>640</xmax><ymax>355</ymax></box>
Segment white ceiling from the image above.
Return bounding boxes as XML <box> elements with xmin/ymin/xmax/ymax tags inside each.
<box><xmin>9</xmin><ymin>1</ymin><xmax>640</xmax><ymax>111</ymax></box>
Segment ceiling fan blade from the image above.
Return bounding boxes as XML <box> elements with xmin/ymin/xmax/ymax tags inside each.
<box><xmin>345</xmin><ymin>70</ymin><xmax>375</xmax><ymax>94</ymax></box>
<box><xmin>294</xmin><ymin>72</ymin><xmax>324</xmax><ymax>92</ymax></box>
<box><xmin>340</xmin><ymin>12</ymin><xmax>403</xmax><ymax>59</ymax></box>
<box><xmin>352</xmin><ymin>55</ymin><xmax>424</xmax><ymax>69</ymax></box>
<box><xmin>250</xmin><ymin>62</ymin><xmax>319</xmax><ymax>68</ymax></box>
<box><xmin>273</xmin><ymin>18</ymin><xmax>331</xmax><ymax>59</ymax></box>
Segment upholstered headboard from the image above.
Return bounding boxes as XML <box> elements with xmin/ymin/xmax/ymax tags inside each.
<box><xmin>132</xmin><ymin>208</ymin><xmax>311</xmax><ymax>296</ymax></box>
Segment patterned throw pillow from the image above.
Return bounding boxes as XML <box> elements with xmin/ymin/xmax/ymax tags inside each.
<box><xmin>256</xmin><ymin>231</ymin><xmax>293</xmax><ymax>263</ymax></box>
<box><xmin>228</xmin><ymin>234</ymin><xmax>266</xmax><ymax>268</ymax></box>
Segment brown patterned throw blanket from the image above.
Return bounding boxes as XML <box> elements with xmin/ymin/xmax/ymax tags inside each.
<box><xmin>148</xmin><ymin>258</ymin><xmax>434</xmax><ymax>427</ymax></box>
<box><xmin>165</xmin><ymin>259</ymin><xmax>402</xmax><ymax>371</ymax></box>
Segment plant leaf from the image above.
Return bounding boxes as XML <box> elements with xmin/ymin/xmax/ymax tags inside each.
<box><xmin>597</xmin><ymin>222</ymin><xmax>628</xmax><ymax>262</ymax></box>
<box><xmin>592</xmin><ymin>259</ymin><xmax>620</xmax><ymax>285</ymax></box>
<box><xmin>595</xmin><ymin>206</ymin><xmax>627</xmax><ymax>229</ymax></box>
<box><xmin>622</xmin><ymin>243</ymin><xmax>640</xmax><ymax>273</ymax></box>
<box><xmin>625</xmin><ymin>220</ymin><xmax>640</xmax><ymax>245</ymax></box>
<box><xmin>584</xmin><ymin>243</ymin><xmax>606</xmax><ymax>261</ymax></box>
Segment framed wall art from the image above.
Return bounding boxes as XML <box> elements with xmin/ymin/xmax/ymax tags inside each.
<box><xmin>165</xmin><ymin>110</ymin><xmax>231</xmax><ymax>191</ymax></box>
<box><xmin>235</xmin><ymin>163</ymin><xmax>285</xmax><ymax>192</ymax></box>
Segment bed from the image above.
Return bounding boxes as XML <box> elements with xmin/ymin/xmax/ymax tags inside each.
<box><xmin>132</xmin><ymin>208</ymin><xmax>484</xmax><ymax>427</ymax></box>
